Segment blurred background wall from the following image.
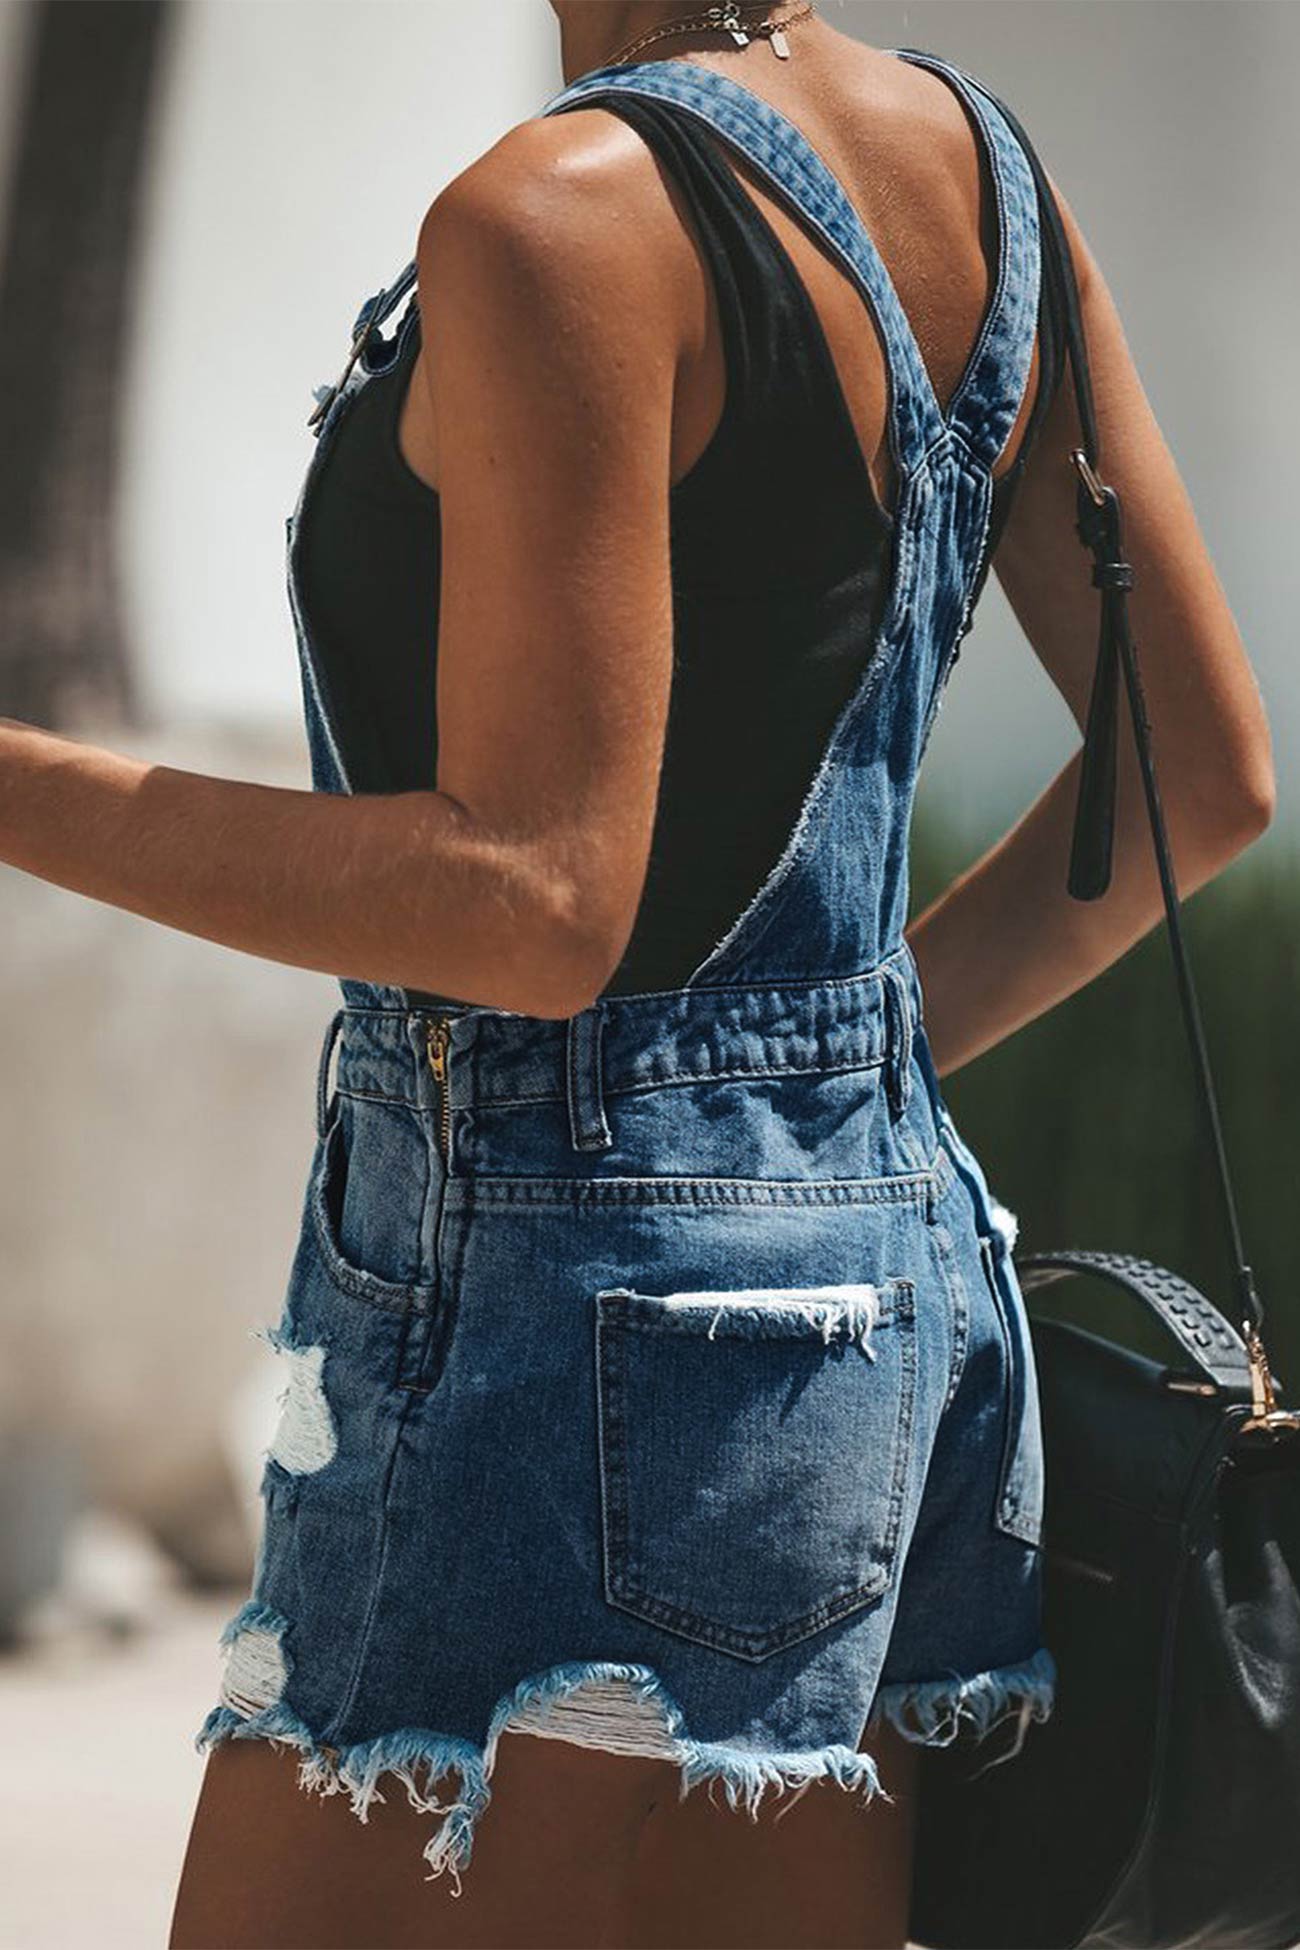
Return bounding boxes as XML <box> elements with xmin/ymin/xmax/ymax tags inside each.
<box><xmin>0</xmin><ymin>3</ymin><xmax>1294</xmax><ymax>1944</ymax></box>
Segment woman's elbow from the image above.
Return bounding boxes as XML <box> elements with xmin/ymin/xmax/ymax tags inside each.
<box><xmin>528</xmin><ymin>885</ymin><xmax>633</xmax><ymax>1020</ymax></box>
<box><xmin>482</xmin><ymin>865</ymin><xmax>634</xmax><ymax>1023</ymax></box>
<box><xmin>401</xmin><ymin>825</ymin><xmax>636</xmax><ymax>1023</ymax></box>
<box><xmin>1181</xmin><ymin>730</ymin><xmax>1278</xmax><ymax>875</ymax></box>
<box><xmin>1236</xmin><ymin>755</ymin><xmax>1277</xmax><ymax>844</ymax></box>
<box><xmin>1214</xmin><ymin>730</ymin><xmax>1277</xmax><ymax>855</ymax></box>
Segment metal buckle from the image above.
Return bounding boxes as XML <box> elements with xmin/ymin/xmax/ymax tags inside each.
<box><xmin>306</xmin><ymin>302</ymin><xmax>384</xmax><ymax>430</ymax></box>
<box><xmin>1240</xmin><ymin>1325</ymin><xmax>1300</xmax><ymax>1436</ymax></box>
<box><xmin>1070</xmin><ymin>446</ymin><xmax>1108</xmax><ymax>507</ymax></box>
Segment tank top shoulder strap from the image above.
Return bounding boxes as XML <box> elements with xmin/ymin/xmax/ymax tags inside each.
<box><xmin>540</xmin><ymin>59</ymin><xmax>946</xmax><ymax>482</ymax></box>
<box><xmin>562</xmin><ymin>85</ymin><xmax>889</xmax><ymax>501</ymax></box>
<box><xmin>882</xmin><ymin>47</ymin><xmax>1043</xmax><ymax>472</ymax></box>
<box><xmin>559</xmin><ymin>89</ymin><xmax>761</xmax><ymax>426</ymax></box>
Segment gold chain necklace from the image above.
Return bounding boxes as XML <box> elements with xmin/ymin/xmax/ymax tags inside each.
<box><xmin>605</xmin><ymin>2</ymin><xmax>816</xmax><ymax>67</ymax></box>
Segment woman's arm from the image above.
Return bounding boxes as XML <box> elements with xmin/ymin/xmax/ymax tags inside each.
<box><xmin>906</xmin><ymin>176</ymin><xmax>1276</xmax><ymax>1078</ymax></box>
<box><xmin>0</xmin><ymin>110</ymin><xmax>687</xmax><ymax>1020</ymax></box>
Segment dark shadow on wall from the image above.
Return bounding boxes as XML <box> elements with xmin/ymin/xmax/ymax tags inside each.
<box><xmin>0</xmin><ymin>0</ymin><xmax>173</xmax><ymax>730</ymax></box>
<box><xmin>910</xmin><ymin>803</ymin><xmax>1299</xmax><ymax>1392</ymax></box>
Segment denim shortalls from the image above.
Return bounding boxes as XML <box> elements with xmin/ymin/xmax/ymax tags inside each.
<box><xmin>197</xmin><ymin>48</ymin><xmax>1057</xmax><ymax>1897</ymax></box>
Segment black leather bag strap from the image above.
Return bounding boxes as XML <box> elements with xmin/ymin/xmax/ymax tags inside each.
<box><xmin>962</xmin><ymin>74</ymin><xmax>1264</xmax><ymax>1346</ymax></box>
<box><xmin>1014</xmin><ymin>1248</ymin><xmax>1254</xmax><ymax>1397</ymax></box>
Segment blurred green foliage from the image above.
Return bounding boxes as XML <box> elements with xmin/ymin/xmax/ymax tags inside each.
<box><xmin>909</xmin><ymin>805</ymin><xmax>1299</xmax><ymax>1391</ymax></box>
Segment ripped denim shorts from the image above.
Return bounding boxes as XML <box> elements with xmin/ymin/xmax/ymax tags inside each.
<box><xmin>196</xmin><ymin>940</ymin><xmax>1055</xmax><ymax>1895</ymax></box>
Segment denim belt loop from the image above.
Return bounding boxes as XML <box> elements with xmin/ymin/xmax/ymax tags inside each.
<box><xmin>881</xmin><ymin>963</ymin><xmax>914</xmax><ymax>1120</ymax></box>
<box><xmin>315</xmin><ymin>1006</ymin><xmax>346</xmax><ymax>1140</ymax></box>
<box><xmin>566</xmin><ymin>1002</ymin><xmax>613</xmax><ymax>1152</ymax></box>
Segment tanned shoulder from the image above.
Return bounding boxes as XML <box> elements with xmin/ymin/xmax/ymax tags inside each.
<box><xmin>415</xmin><ymin>107</ymin><xmax>694</xmax><ymax>378</ymax></box>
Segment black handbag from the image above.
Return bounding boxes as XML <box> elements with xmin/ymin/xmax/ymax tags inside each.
<box><xmin>906</xmin><ymin>68</ymin><xmax>1300</xmax><ymax>1950</ymax></box>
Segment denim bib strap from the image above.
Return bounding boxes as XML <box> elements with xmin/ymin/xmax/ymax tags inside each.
<box><xmin>539</xmin><ymin>59</ymin><xmax>946</xmax><ymax>478</ymax></box>
<box><xmin>884</xmin><ymin>47</ymin><xmax>1042</xmax><ymax>471</ymax></box>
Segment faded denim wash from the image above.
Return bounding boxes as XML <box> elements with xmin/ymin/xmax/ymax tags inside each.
<box><xmin>196</xmin><ymin>47</ymin><xmax>1057</xmax><ymax>1896</ymax></box>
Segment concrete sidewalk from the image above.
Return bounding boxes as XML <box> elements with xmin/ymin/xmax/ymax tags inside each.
<box><xmin>0</xmin><ymin>1587</ymin><xmax>232</xmax><ymax>1949</ymax></box>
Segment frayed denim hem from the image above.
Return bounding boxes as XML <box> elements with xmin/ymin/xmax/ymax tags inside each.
<box><xmin>864</xmin><ymin>1644</ymin><xmax>1057</xmax><ymax>1768</ymax></box>
<box><xmin>195</xmin><ymin>1602</ymin><xmax>892</xmax><ymax>1898</ymax></box>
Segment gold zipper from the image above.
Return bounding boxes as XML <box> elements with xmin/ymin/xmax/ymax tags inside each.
<box><xmin>425</xmin><ymin>1015</ymin><xmax>452</xmax><ymax>1160</ymax></box>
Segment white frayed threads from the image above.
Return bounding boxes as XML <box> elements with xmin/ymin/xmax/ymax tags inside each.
<box><xmin>198</xmin><ymin>1655</ymin><xmax>897</xmax><ymax>1904</ymax></box>
<box><xmin>679</xmin><ymin>1737</ymin><xmax>887</xmax><ymax>1818</ymax></box>
<box><xmin>868</xmin><ymin>1646</ymin><xmax>1057</xmax><ymax>1764</ymax></box>
<box><xmin>506</xmin><ymin>1678</ymin><xmax>681</xmax><ymax>1759</ymax></box>
<box><xmin>220</xmin><ymin>1626</ymin><xmax>289</xmax><ymax>1719</ymax></box>
<box><xmin>287</xmin><ymin>1734</ymin><xmax>489</xmax><ymax>1903</ymax></box>
<box><xmin>969</xmin><ymin>1695</ymin><xmax>1037</xmax><ymax>1776</ymax></box>
<box><xmin>988</xmin><ymin>1199</ymin><xmax>1019</xmax><ymax>1253</ymax></box>
<box><xmin>659</xmin><ymin>1285</ymin><xmax>882</xmax><ymax>1357</ymax></box>
<box><xmin>261</xmin><ymin>1337</ymin><xmax>338</xmax><ymax>1474</ymax></box>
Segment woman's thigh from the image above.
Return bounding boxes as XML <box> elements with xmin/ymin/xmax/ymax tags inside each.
<box><xmin>169</xmin><ymin>1729</ymin><xmax>665</xmax><ymax>1950</ymax></box>
<box><xmin>169</xmin><ymin>1718</ymin><xmax>918</xmax><ymax>1950</ymax></box>
<box><xmin>619</xmin><ymin>1717</ymin><xmax>919</xmax><ymax>1950</ymax></box>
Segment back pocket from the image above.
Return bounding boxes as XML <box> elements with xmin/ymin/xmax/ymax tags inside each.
<box><xmin>595</xmin><ymin>1278</ymin><xmax>918</xmax><ymax>1662</ymax></box>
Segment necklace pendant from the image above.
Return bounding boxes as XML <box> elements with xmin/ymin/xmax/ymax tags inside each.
<box><xmin>769</xmin><ymin>26</ymin><xmax>791</xmax><ymax>56</ymax></box>
<box><xmin>728</xmin><ymin>27</ymin><xmax>751</xmax><ymax>45</ymax></box>
<box><xmin>719</xmin><ymin>4</ymin><xmax>749</xmax><ymax>42</ymax></box>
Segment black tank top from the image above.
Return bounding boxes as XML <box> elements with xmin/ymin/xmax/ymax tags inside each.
<box><xmin>294</xmin><ymin>95</ymin><xmax>1063</xmax><ymax>1007</ymax></box>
